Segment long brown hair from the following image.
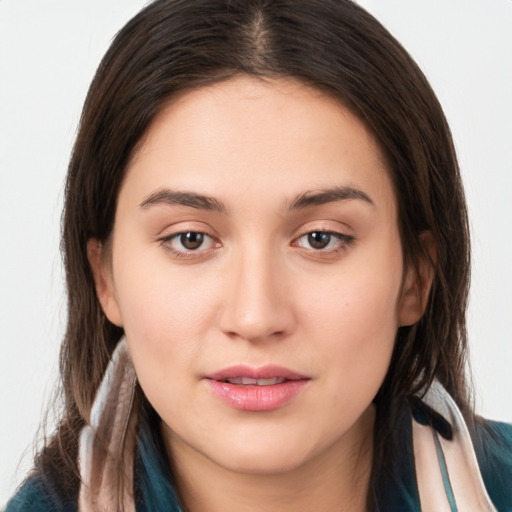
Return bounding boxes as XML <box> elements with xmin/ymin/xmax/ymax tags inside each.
<box><xmin>37</xmin><ymin>0</ymin><xmax>471</xmax><ymax>507</ymax></box>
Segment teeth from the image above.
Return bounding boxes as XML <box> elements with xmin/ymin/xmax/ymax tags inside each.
<box><xmin>224</xmin><ymin>377</ymin><xmax>287</xmax><ymax>386</ymax></box>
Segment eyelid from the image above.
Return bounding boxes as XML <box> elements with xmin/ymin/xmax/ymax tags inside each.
<box><xmin>155</xmin><ymin>222</ymin><xmax>355</xmax><ymax>260</ymax></box>
<box><xmin>157</xmin><ymin>228</ymin><xmax>221</xmax><ymax>259</ymax></box>
<box><xmin>153</xmin><ymin>219</ymin><xmax>219</xmax><ymax>239</ymax></box>
<box><xmin>291</xmin><ymin>228</ymin><xmax>356</xmax><ymax>255</ymax></box>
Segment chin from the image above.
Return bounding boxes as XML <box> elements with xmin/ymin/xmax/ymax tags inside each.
<box><xmin>208</xmin><ymin>433</ymin><xmax>318</xmax><ymax>476</ymax></box>
<box><xmin>220</xmin><ymin>451</ymin><xmax>309</xmax><ymax>476</ymax></box>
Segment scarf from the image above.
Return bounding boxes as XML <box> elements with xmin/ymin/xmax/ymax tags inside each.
<box><xmin>77</xmin><ymin>337</ymin><xmax>497</xmax><ymax>511</ymax></box>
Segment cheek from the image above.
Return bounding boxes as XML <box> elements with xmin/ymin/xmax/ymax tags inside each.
<box><xmin>295</xmin><ymin>247</ymin><xmax>402</xmax><ymax>397</ymax></box>
<box><xmin>299</xmin><ymin>250</ymin><xmax>402</xmax><ymax>342</ymax></box>
<box><xmin>302</xmin><ymin>278</ymin><xmax>398</xmax><ymax>375</ymax></box>
<box><xmin>117</xmin><ymin>275</ymin><xmax>212</xmax><ymax>340</ymax></box>
<box><xmin>110</xmin><ymin>248</ymin><xmax>221</xmax><ymax>388</ymax></box>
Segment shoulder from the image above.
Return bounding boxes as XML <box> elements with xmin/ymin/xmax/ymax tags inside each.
<box><xmin>4</xmin><ymin>473</ymin><xmax>77</xmax><ymax>512</ymax></box>
<box><xmin>474</xmin><ymin>418</ymin><xmax>512</xmax><ymax>511</ymax></box>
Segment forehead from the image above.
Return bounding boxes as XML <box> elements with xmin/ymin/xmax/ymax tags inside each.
<box><xmin>123</xmin><ymin>75</ymin><xmax>396</xmax><ymax>216</ymax></box>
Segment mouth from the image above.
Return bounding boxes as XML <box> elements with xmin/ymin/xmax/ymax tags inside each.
<box><xmin>219</xmin><ymin>376</ymin><xmax>289</xmax><ymax>386</ymax></box>
<box><xmin>204</xmin><ymin>365</ymin><xmax>310</xmax><ymax>411</ymax></box>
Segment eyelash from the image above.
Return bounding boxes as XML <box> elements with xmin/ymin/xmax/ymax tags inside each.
<box><xmin>159</xmin><ymin>232</ymin><xmax>220</xmax><ymax>259</ymax></box>
<box><xmin>293</xmin><ymin>230</ymin><xmax>355</xmax><ymax>255</ymax></box>
<box><xmin>158</xmin><ymin>229</ymin><xmax>355</xmax><ymax>259</ymax></box>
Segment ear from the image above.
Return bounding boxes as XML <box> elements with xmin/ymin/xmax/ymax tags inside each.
<box><xmin>87</xmin><ymin>238</ymin><xmax>123</xmax><ymax>327</ymax></box>
<box><xmin>398</xmin><ymin>232</ymin><xmax>436</xmax><ymax>327</ymax></box>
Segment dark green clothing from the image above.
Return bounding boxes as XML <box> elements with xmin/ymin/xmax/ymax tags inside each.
<box><xmin>6</xmin><ymin>412</ymin><xmax>512</xmax><ymax>511</ymax></box>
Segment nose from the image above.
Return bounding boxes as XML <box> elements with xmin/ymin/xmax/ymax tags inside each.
<box><xmin>218</xmin><ymin>244</ymin><xmax>296</xmax><ymax>343</ymax></box>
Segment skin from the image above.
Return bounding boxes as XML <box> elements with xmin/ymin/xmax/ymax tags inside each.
<box><xmin>88</xmin><ymin>75</ymin><xmax>429</xmax><ymax>512</ymax></box>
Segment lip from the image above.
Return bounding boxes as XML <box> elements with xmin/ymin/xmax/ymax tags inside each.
<box><xmin>204</xmin><ymin>365</ymin><xmax>311</xmax><ymax>412</ymax></box>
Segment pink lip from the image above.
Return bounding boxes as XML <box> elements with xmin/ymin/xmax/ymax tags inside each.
<box><xmin>204</xmin><ymin>365</ymin><xmax>310</xmax><ymax>412</ymax></box>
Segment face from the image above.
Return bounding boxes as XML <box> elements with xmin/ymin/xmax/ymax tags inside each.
<box><xmin>90</xmin><ymin>75</ymin><xmax>425</xmax><ymax>477</ymax></box>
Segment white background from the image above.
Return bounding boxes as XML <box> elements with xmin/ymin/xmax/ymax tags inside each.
<box><xmin>1</xmin><ymin>0</ymin><xmax>511</xmax><ymax>507</ymax></box>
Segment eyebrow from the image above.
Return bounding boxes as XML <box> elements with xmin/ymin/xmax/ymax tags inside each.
<box><xmin>288</xmin><ymin>186</ymin><xmax>374</xmax><ymax>210</ymax></box>
<box><xmin>139</xmin><ymin>188</ymin><xmax>228</xmax><ymax>213</ymax></box>
<box><xmin>138</xmin><ymin>185</ymin><xmax>374</xmax><ymax>213</ymax></box>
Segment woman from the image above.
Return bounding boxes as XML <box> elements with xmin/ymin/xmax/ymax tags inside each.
<box><xmin>5</xmin><ymin>0</ymin><xmax>512</xmax><ymax>510</ymax></box>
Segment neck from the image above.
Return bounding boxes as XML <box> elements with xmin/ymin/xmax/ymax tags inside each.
<box><xmin>162</xmin><ymin>406</ymin><xmax>375</xmax><ymax>512</ymax></box>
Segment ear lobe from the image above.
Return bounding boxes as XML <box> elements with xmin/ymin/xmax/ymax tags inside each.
<box><xmin>398</xmin><ymin>232</ymin><xmax>436</xmax><ymax>327</ymax></box>
<box><xmin>86</xmin><ymin>238</ymin><xmax>123</xmax><ymax>327</ymax></box>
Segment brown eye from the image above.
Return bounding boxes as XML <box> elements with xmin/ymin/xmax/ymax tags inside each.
<box><xmin>180</xmin><ymin>232</ymin><xmax>205</xmax><ymax>250</ymax></box>
<box><xmin>160</xmin><ymin>231</ymin><xmax>219</xmax><ymax>259</ymax></box>
<box><xmin>307</xmin><ymin>232</ymin><xmax>332</xmax><ymax>249</ymax></box>
<box><xmin>294</xmin><ymin>230</ymin><xmax>355</xmax><ymax>254</ymax></box>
